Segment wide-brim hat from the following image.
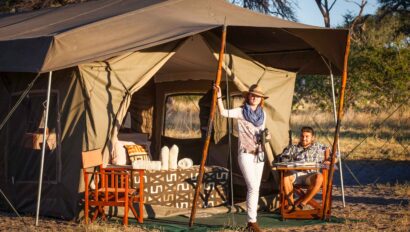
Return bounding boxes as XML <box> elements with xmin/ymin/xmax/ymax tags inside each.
<box><xmin>243</xmin><ymin>84</ymin><xmax>269</xmax><ymax>99</ymax></box>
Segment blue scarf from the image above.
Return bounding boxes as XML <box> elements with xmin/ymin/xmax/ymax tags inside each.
<box><xmin>242</xmin><ymin>103</ymin><xmax>264</xmax><ymax>127</ymax></box>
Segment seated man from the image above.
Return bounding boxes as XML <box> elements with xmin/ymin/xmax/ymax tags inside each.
<box><xmin>279</xmin><ymin>126</ymin><xmax>332</xmax><ymax>210</ymax></box>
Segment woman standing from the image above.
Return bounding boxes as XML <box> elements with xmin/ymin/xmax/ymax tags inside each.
<box><xmin>216</xmin><ymin>84</ymin><xmax>268</xmax><ymax>232</ymax></box>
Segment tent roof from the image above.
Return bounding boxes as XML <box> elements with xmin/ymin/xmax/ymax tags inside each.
<box><xmin>0</xmin><ymin>0</ymin><xmax>348</xmax><ymax>74</ymax></box>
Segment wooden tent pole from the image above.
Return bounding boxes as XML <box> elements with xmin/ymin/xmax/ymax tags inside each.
<box><xmin>322</xmin><ymin>33</ymin><xmax>350</xmax><ymax>220</ymax></box>
<box><xmin>189</xmin><ymin>24</ymin><xmax>227</xmax><ymax>227</ymax></box>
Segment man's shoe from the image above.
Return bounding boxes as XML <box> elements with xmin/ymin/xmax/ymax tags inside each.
<box><xmin>285</xmin><ymin>204</ymin><xmax>295</xmax><ymax>211</ymax></box>
<box><xmin>246</xmin><ymin>222</ymin><xmax>262</xmax><ymax>232</ymax></box>
<box><xmin>295</xmin><ymin>203</ymin><xmax>306</xmax><ymax>211</ymax></box>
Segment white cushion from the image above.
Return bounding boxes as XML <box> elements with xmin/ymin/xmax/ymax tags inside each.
<box><xmin>178</xmin><ymin>158</ymin><xmax>193</xmax><ymax>169</ymax></box>
<box><xmin>112</xmin><ymin>141</ymin><xmax>135</xmax><ymax>165</ymax></box>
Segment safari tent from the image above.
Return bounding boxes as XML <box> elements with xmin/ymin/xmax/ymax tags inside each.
<box><xmin>0</xmin><ymin>0</ymin><xmax>349</xmax><ymax>219</ymax></box>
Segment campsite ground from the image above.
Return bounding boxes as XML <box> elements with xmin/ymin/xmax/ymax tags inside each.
<box><xmin>0</xmin><ymin>165</ymin><xmax>409</xmax><ymax>231</ymax></box>
<box><xmin>0</xmin><ymin>109</ymin><xmax>409</xmax><ymax>231</ymax></box>
<box><xmin>271</xmin><ymin>182</ymin><xmax>410</xmax><ymax>232</ymax></box>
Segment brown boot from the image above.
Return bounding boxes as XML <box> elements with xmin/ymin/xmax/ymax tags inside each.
<box><xmin>246</xmin><ymin>222</ymin><xmax>262</xmax><ymax>232</ymax></box>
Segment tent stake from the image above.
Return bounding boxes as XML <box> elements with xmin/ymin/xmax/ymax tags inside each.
<box><xmin>35</xmin><ymin>71</ymin><xmax>53</xmax><ymax>226</ymax></box>
<box><xmin>189</xmin><ymin>24</ymin><xmax>227</xmax><ymax>227</ymax></box>
<box><xmin>323</xmin><ymin>34</ymin><xmax>350</xmax><ymax>220</ymax></box>
<box><xmin>329</xmin><ymin>71</ymin><xmax>346</xmax><ymax>208</ymax></box>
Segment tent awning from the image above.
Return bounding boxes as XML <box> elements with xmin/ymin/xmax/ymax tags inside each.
<box><xmin>0</xmin><ymin>0</ymin><xmax>348</xmax><ymax>75</ymax></box>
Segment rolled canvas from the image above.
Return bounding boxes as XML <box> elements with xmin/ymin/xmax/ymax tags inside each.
<box><xmin>169</xmin><ymin>144</ymin><xmax>179</xmax><ymax>170</ymax></box>
<box><xmin>160</xmin><ymin>146</ymin><xmax>169</xmax><ymax>170</ymax></box>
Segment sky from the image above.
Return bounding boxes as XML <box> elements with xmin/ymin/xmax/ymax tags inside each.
<box><xmin>295</xmin><ymin>0</ymin><xmax>380</xmax><ymax>27</ymax></box>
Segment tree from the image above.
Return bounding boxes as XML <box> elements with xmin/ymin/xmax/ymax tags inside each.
<box><xmin>2</xmin><ymin>0</ymin><xmax>298</xmax><ymax>21</ymax></box>
<box><xmin>378</xmin><ymin>0</ymin><xmax>410</xmax><ymax>35</ymax></box>
<box><xmin>314</xmin><ymin>0</ymin><xmax>339</xmax><ymax>27</ymax></box>
<box><xmin>295</xmin><ymin>2</ymin><xmax>409</xmax><ymax>112</ymax></box>
<box><xmin>291</xmin><ymin>1</ymin><xmax>368</xmax><ymax>112</ymax></box>
<box><xmin>0</xmin><ymin>0</ymin><xmax>84</xmax><ymax>12</ymax></box>
<box><xmin>231</xmin><ymin>0</ymin><xmax>297</xmax><ymax>21</ymax></box>
<box><xmin>344</xmin><ymin>5</ymin><xmax>409</xmax><ymax>110</ymax></box>
<box><xmin>346</xmin><ymin>44</ymin><xmax>409</xmax><ymax>110</ymax></box>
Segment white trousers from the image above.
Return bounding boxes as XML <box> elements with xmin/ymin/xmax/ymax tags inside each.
<box><xmin>238</xmin><ymin>152</ymin><xmax>265</xmax><ymax>223</ymax></box>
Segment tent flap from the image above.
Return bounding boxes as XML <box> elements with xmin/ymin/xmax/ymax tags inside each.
<box><xmin>203</xmin><ymin>32</ymin><xmax>296</xmax><ymax>154</ymax></box>
<box><xmin>78</xmin><ymin>41</ymin><xmax>179</xmax><ymax>162</ymax></box>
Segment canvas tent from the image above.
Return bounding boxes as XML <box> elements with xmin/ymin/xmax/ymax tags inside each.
<box><xmin>0</xmin><ymin>0</ymin><xmax>349</xmax><ymax>220</ymax></box>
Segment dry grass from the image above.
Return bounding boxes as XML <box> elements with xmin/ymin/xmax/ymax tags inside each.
<box><xmin>290</xmin><ymin>107</ymin><xmax>410</xmax><ymax>161</ymax></box>
<box><xmin>164</xmin><ymin>95</ymin><xmax>201</xmax><ymax>138</ymax></box>
<box><xmin>3</xmin><ymin>184</ymin><xmax>408</xmax><ymax>232</ymax></box>
<box><xmin>0</xmin><ymin>213</ymin><xmax>149</xmax><ymax>232</ymax></box>
<box><xmin>80</xmin><ymin>222</ymin><xmax>147</xmax><ymax>231</ymax></box>
<box><xmin>264</xmin><ymin>184</ymin><xmax>410</xmax><ymax>232</ymax></box>
<box><xmin>378</xmin><ymin>181</ymin><xmax>410</xmax><ymax>198</ymax></box>
<box><xmin>217</xmin><ymin>185</ymin><xmax>410</xmax><ymax>232</ymax></box>
<box><xmin>164</xmin><ymin>95</ymin><xmax>409</xmax><ymax>161</ymax></box>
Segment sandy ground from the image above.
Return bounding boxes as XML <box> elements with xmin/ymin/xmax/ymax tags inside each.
<box><xmin>270</xmin><ymin>159</ymin><xmax>410</xmax><ymax>231</ymax></box>
<box><xmin>270</xmin><ymin>185</ymin><xmax>410</xmax><ymax>232</ymax></box>
<box><xmin>0</xmin><ymin>160</ymin><xmax>409</xmax><ymax>231</ymax></box>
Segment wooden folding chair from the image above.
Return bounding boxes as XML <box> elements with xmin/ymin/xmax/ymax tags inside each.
<box><xmin>82</xmin><ymin>149</ymin><xmax>144</xmax><ymax>225</ymax></box>
<box><xmin>279</xmin><ymin>149</ymin><xmax>330</xmax><ymax>220</ymax></box>
<box><xmin>289</xmin><ymin>168</ymin><xmax>328</xmax><ymax>219</ymax></box>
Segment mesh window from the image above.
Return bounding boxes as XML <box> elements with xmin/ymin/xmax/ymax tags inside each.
<box><xmin>164</xmin><ymin>95</ymin><xmax>202</xmax><ymax>139</ymax></box>
<box><xmin>7</xmin><ymin>90</ymin><xmax>61</xmax><ymax>184</ymax></box>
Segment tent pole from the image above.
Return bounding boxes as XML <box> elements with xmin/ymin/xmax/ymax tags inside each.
<box><xmin>323</xmin><ymin>34</ymin><xmax>350</xmax><ymax>220</ymax></box>
<box><xmin>189</xmin><ymin>24</ymin><xmax>227</xmax><ymax>227</ymax></box>
<box><xmin>225</xmin><ymin>63</ymin><xmax>234</xmax><ymax>208</ymax></box>
<box><xmin>223</xmin><ymin>44</ymin><xmax>235</xmax><ymax>226</ymax></box>
<box><xmin>329</xmin><ymin>71</ymin><xmax>346</xmax><ymax>208</ymax></box>
<box><xmin>35</xmin><ymin>71</ymin><xmax>53</xmax><ymax>226</ymax></box>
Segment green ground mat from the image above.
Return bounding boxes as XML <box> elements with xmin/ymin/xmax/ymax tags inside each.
<box><xmin>131</xmin><ymin>212</ymin><xmax>345</xmax><ymax>232</ymax></box>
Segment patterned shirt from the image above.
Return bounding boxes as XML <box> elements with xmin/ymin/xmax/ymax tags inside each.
<box><xmin>280</xmin><ymin>142</ymin><xmax>328</xmax><ymax>163</ymax></box>
<box><xmin>220</xmin><ymin>107</ymin><xmax>265</xmax><ymax>153</ymax></box>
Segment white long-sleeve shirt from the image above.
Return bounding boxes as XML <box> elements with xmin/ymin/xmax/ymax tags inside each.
<box><xmin>220</xmin><ymin>107</ymin><xmax>266</xmax><ymax>153</ymax></box>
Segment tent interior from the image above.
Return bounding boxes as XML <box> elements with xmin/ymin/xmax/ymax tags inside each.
<box><xmin>0</xmin><ymin>29</ymin><xmax>298</xmax><ymax>219</ymax></box>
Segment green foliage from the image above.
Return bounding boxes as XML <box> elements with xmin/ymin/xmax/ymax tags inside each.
<box><xmin>347</xmin><ymin>45</ymin><xmax>409</xmax><ymax>110</ymax></box>
<box><xmin>346</xmin><ymin>2</ymin><xmax>409</xmax><ymax>111</ymax></box>
<box><xmin>296</xmin><ymin>2</ymin><xmax>409</xmax><ymax>112</ymax></box>
<box><xmin>352</xmin><ymin>13</ymin><xmax>409</xmax><ymax>48</ymax></box>
<box><xmin>296</xmin><ymin>45</ymin><xmax>409</xmax><ymax>112</ymax></box>
<box><xmin>378</xmin><ymin>0</ymin><xmax>410</xmax><ymax>35</ymax></box>
<box><xmin>293</xmin><ymin>75</ymin><xmax>339</xmax><ymax>111</ymax></box>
